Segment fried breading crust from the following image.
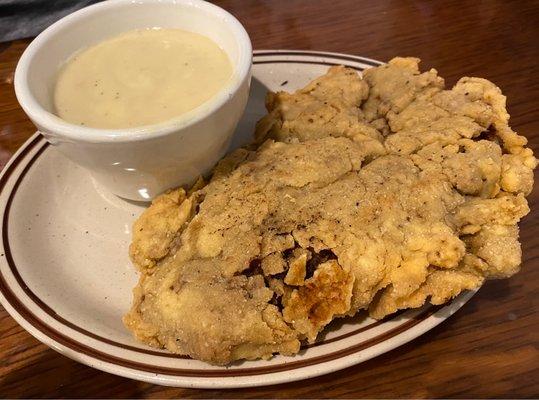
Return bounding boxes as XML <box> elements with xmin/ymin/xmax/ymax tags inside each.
<box><xmin>125</xmin><ymin>58</ymin><xmax>536</xmax><ymax>365</ymax></box>
<box><xmin>255</xmin><ymin>66</ymin><xmax>383</xmax><ymax>145</ymax></box>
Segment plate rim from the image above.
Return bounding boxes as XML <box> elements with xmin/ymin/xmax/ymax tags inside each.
<box><xmin>0</xmin><ymin>51</ymin><xmax>477</xmax><ymax>388</ymax></box>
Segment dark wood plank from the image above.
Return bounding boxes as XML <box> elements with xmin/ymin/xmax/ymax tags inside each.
<box><xmin>0</xmin><ymin>0</ymin><xmax>538</xmax><ymax>397</ymax></box>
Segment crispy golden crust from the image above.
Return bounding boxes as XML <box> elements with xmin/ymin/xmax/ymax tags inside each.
<box><xmin>283</xmin><ymin>260</ymin><xmax>354</xmax><ymax>341</ymax></box>
<box><xmin>125</xmin><ymin>57</ymin><xmax>536</xmax><ymax>365</ymax></box>
<box><xmin>129</xmin><ymin>188</ymin><xmax>197</xmax><ymax>271</ymax></box>
<box><xmin>255</xmin><ymin>65</ymin><xmax>382</xmax><ymax>145</ymax></box>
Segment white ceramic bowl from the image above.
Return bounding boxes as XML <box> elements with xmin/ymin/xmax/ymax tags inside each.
<box><xmin>14</xmin><ymin>0</ymin><xmax>252</xmax><ymax>201</ymax></box>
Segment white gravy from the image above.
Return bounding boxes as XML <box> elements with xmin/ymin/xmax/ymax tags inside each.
<box><xmin>54</xmin><ymin>29</ymin><xmax>233</xmax><ymax>129</ymax></box>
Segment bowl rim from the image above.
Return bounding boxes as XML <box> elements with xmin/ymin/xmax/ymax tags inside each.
<box><xmin>14</xmin><ymin>0</ymin><xmax>252</xmax><ymax>144</ymax></box>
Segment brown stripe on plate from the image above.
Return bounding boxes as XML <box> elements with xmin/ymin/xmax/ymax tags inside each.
<box><xmin>0</xmin><ymin>135</ymin><xmax>444</xmax><ymax>377</ymax></box>
<box><xmin>0</xmin><ymin>55</ymin><xmax>392</xmax><ymax>358</ymax></box>
<box><xmin>254</xmin><ymin>59</ymin><xmax>364</xmax><ymax>71</ymax></box>
<box><xmin>303</xmin><ymin>309</ymin><xmax>406</xmax><ymax>350</ymax></box>
<box><xmin>0</xmin><ymin>263</ymin><xmax>442</xmax><ymax>376</ymax></box>
<box><xmin>0</xmin><ymin>54</ymin><xmax>446</xmax><ymax>378</ymax></box>
<box><xmin>253</xmin><ymin>50</ymin><xmax>382</xmax><ymax>67</ymax></box>
<box><xmin>0</xmin><ymin>136</ymin><xmax>189</xmax><ymax>358</ymax></box>
<box><xmin>0</xmin><ymin>134</ymin><xmax>423</xmax><ymax>369</ymax></box>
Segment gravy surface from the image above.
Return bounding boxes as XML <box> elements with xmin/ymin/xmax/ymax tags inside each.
<box><xmin>54</xmin><ymin>29</ymin><xmax>233</xmax><ymax>129</ymax></box>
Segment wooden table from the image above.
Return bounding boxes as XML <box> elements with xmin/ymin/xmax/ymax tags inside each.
<box><xmin>1</xmin><ymin>0</ymin><xmax>538</xmax><ymax>397</ymax></box>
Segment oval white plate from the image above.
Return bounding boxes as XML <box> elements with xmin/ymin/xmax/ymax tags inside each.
<box><xmin>0</xmin><ymin>51</ymin><xmax>476</xmax><ymax>388</ymax></box>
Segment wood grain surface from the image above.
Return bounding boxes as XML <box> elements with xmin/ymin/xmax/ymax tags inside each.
<box><xmin>1</xmin><ymin>0</ymin><xmax>538</xmax><ymax>398</ymax></box>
